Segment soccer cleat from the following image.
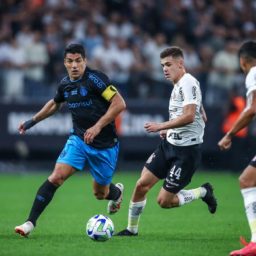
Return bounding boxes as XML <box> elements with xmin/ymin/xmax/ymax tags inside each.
<box><xmin>230</xmin><ymin>242</ymin><xmax>256</xmax><ymax>256</ymax></box>
<box><xmin>201</xmin><ymin>183</ymin><xmax>217</xmax><ymax>214</ymax></box>
<box><xmin>115</xmin><ymin>229</ymin><xmax>138</xmax><ymax>236</ymax></box>
<box><xmin>15</xmin><ymin>221</ymin><xmax>34</xmax><ymax>237</ymax></box>
<box><xmin>107</xmin><ymin>183</ymin><xmax>124</xmax><ymax>214</ymax></box>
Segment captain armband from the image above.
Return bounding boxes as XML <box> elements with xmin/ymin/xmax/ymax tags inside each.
<box><xmin>101</xmin><ymin>85</ymin><xmax>118</xmax><ymax>101</ymax></box>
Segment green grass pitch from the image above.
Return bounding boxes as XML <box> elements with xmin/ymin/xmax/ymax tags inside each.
<box><xmin>0</xmin><ymin>170</ymin><xmax>248</xmax><ymax>256</ymax></box>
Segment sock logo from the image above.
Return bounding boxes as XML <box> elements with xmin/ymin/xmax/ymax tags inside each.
<box><xmin>36</xmin><ymin>195</ymin><xmax>45</xmax><ymax>202</ymax></box>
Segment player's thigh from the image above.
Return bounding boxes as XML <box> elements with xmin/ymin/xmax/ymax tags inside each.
<box><xmin>239</xmin><ymin>164</ymin><xmax>256</xmax><ymax>188</ymax></box>
<box><xmin>88</xmin><ymin>143</ymin><xmax>119</xmax><ymax>186</ymax></box>
<box><xmin>136</xmin><ymin>167</ymin><xmax>160</xmax><ymax>189</ymax></box>
<box><xmin>56</xmin><ymin>135</ymin><xmax>88</xmax><ymax>171</ymax></box>
<box><xmin>163</xmin><ymin>144</ymin><xmax>201</xmax><ymax>193</ymax></box>
<box><xmin>144</xmin><ymin>140</ymin><xmax>170</xmax><ymax>181</ymax></box>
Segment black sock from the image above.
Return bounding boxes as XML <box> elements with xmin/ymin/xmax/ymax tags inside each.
<box><xmin>27</xmin><ymin>179</ymin><xmax>58</xmax><ymax>226</ymax></box>
<box><xmin>106</xmin><ymin>183</ymin><xmax>121</xmax><ymax>200</ymax></box>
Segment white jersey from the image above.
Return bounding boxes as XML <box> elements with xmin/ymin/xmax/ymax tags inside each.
<box><xmin>166</xmin><ymin>73</ymin><xmax>205</xmax><ymax>146</ymax></box>
<box><xmin>245</xmin><ymin>66</ymin><xmax>256</xmax><ymax>98</ymax></box>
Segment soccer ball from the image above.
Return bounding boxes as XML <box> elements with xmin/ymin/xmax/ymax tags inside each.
<box><xmin>86</xmin><ymin>214</ymin><xmax>114</xmax><ymax>241</ymax></box>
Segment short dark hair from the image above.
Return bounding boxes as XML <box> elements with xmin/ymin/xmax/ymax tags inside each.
<box><xmin>238</xmin><ymin>41</ymin><xmax>256</xmax><ymax>61</ymax></box>
<box><xmin>160</xmin><ymin>46</ymin><xmax>184</xmax><ymax>59</ymax></box>
<box><xmin>64</xmin><ymin>43</ymin><xmax>86</xmax><ymax>58</ymax></box>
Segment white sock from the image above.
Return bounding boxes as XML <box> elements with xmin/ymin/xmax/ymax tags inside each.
<box><xmin>241</xmin><ymin>187</ymin><xmax>256</xmax><ymax>242</ymax></box>
<box><xmin>127</xmin><ymin>199</ymin><xmax>147</xmax><ymax>234</ymax></box>
<box><xmin>177</xmin><ymin>187</ymin><xmax>206</xmax><ymax>206</ymax></box>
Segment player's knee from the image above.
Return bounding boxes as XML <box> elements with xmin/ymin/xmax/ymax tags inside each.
<box><xmin>157</xmin><ymin>197</ymin><xmax>172</xmax><ymax>209</ymax></box>
<box><xmin>48</xmin><ymin>173</ymin><xmax>65</xmax><ymax>186</ymax></box>
<box><xmin>135</xmin><ymin>180</ymin><xmax>150</xmax><ymax>195</ymax></box>
<box><xmin>239</xmin><ymin>176</ymin><xmax>255</xmax><ymax>189</ymax></box>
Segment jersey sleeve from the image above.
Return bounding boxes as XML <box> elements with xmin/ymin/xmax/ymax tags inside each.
<box><xmin>181</xmin><ymin>77</ymin><xmax>201</xmax><ymax>106</ymax></box>
<box><xmin>246</xmin><ymin>68</ymin><xmax>256</xmax><ymax>97</ymax></box>
<box><xmin>54</xmin><ymin>83</ymin><xmax>65</xmax><ymax>103</ymax></box>
<box><xmin>88</xmin><ymin>71</ymin><xmax>118</xmax><ymax>101</ymax></box>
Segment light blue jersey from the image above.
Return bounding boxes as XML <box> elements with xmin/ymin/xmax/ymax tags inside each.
<box><xmin>57</xmin><ymin>135</ymin><xmax>119</xmax><ymax>185</ymax></box>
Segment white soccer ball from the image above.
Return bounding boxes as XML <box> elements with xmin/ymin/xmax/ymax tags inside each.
<box><xmin>86</xmin><ymin>214</ymin><xmax>114</xmax><ymax>241</ymax></box>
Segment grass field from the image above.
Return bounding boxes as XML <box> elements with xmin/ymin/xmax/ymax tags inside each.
<box><xmin>0</xmin><ymin>170</ymin><xmax>249</xmax><ymax>256</ymax></box>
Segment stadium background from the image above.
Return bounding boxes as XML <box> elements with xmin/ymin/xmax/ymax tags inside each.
<box><xmin>1</xmin><ymin>1</ymin><xmax>256</xmax><ymax>256</ymax></box>
<box><xmin>0</xmin><ymin>0</ymin><xmax>256</xmax><ymax>173</ymax></box>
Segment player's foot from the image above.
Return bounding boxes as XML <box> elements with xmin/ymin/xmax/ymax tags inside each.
<box><xmin>201</xmin><ymin>183</ymin><xmax>217</xmax><ymax>214</ymax></box>
<box><xmin>116</xmin><ymin>229</ymin><xmax>138</xmax><ymax>236</ymax></box>
<box><xmin>107</xmin><ymin>183</ymin><xmax>124</xmax><ymax>214</ymax></box>
<box><xmin>15</xmin><ymin>221</ymin><xmax>34</xmax><ymax>237</ymax></box>
<box><xmin>230</xmin><ymin>242</ymin><xmax>256</xmax><ymax>256</ymax></box>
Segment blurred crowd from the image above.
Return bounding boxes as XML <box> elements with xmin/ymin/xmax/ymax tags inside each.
<box><xmin>0</xmin><ymin>0</ymin><xmax>255</xmax><ymax>104</ymax></box>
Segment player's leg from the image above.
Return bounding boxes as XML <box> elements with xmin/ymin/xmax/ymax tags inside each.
<box><xmin>157</xmin><ymin>184</ymin><xmax>207</xmax><ymax>208</ymax></box>
<box><xmin>117</xmin><ymin>141</ymin><xmax>167</xmax><ymax>236</ymax></box>
<box><xmin>229</xmin><ymin>164</ymin><xmax>256</xmax><ymax>255</ymax></box>
<box><xmin>86</xmin><ymin>142</ymin><xmax>123</xmax><ymax>213</ymax></box>
<box><xmin>158</xmin><ymin>143</ymin><xmax>217</xmax><ymax>213</ymax></box>
<box><xmin>15</xmin><ymin>163</ymin><xmax>76</xmax><ymax>237</ymax></box>
<box><xmin>117</xmin><ymin>167</ymin><xmax>159</xmax><ymax>236</ymax></box>
<box><xmin>15</xmin><ymin>135</ymin><xmax>84</xmax><ymax>237</ymax></box>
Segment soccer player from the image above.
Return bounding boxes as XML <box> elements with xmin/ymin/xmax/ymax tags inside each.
<box><xmin>14</xmin><ymin>43</ymin><xmax>126</xmax><ymax>237</ymax></box>
<box><xmin>218</xmin><ymin>41</ymin><xmax>256</xmax><ymax>256</ymax></box>
<box><xmin>117</xmin><ymin>46</ymin><xmax>217</xmax><ymax>236</ymax></box>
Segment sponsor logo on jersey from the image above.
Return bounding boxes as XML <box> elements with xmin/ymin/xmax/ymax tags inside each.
<box><xmin>88</xmin><ymin>73</ymin><xmax>106</xmax><ymax>89</ymax></box>
<box><xmin>179</xmin><ymin>87</ymin><xmax>184</xmax><ymax>101</ymax></box>
<box><xmin>192</xmin><ymin>86</ymin><xmax>197</xmax><ymax>99</ymax></box>
<box><xmin>68</xmin><ymin>99</ymin><xmax>92</xmax><ymax>109</ymax></box>
<box><xmin>71</xmin><ymin>89</ymin><xmax>78</xmax><ymax>95</ymax></box>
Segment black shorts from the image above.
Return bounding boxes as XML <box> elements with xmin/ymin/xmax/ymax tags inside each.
<box><xmin>144</xmin><ymin>139</ymin><xmax>201</xmax><ymax>193</ymax></box>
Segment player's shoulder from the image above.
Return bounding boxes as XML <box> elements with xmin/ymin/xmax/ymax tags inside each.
<box><xmin>180</xmin><ymin>73</ymin><xmax>199</xmax><ymax>87</ymax></box>
<box><xmin>246</xmin><ymin>66</ymin><xmax>256</xmax><ymax>81</ymax></box>
<box><xmin>86</xmin><ymin>67</ymin><xmax>109</xmax><ymax>85</ymax></box>
<box><xmin>59</xmin><ymin>75</ymin><xmax>70</xmax><ymax>86</ymax></box>
<box><xmin>245</xmin><ymin>66</ymin><xmax>256</xmax><ymax>91</ymax></box>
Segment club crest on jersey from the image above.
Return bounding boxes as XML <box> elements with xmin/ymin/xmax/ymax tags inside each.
<box><xmin>80</xmin><ymin>86</ymin><xmax>87</xmax><ymax>96</ymax></box>
<box><xmin>64</xmin><ymin>91</ymin><xmax>69</xmax><ymax>98</ymax></box>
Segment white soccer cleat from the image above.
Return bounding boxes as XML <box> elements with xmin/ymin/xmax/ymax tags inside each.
<box><xmin>15</xmin><ymin>221</ymin><xmax>34</xmax><ymax>237</ymax></box>
<box><xmin>107</xmin><ymin>183</ymin><xmax>124</xmax><ymax>214</ymax></box>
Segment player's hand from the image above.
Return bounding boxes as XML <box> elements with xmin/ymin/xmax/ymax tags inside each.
<box><xmin>18</xmin><ymin>119</ymin><xmax>37</xmax><ymax>134</ymax></box>
<box><xmin>159</xmin><ymin>130</ymin><xmax>167</xmax><ymax>139</ymax></box>
<box><xmin>84</xmin><ymin>125</ymin><xmax>101</xmax><ymax>144</ymax></box>
<box><xmin>218</xmin><ymin>135</ymin><xmax>232</xmax><ymax>151</ymax></box>
<box><xmin>18</xmin><ymin>122</ymin><xmax>26</xmax><ymax>134</ymax></box>
<box><xmin>144</xmin><ymin>122</ymin><xmax>162</xmax><ymax>133</ymax></box>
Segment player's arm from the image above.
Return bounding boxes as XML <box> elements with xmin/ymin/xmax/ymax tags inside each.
<box><xmin>84</xmin><ymin>87</ymin><xmax>126</xmax><ymax>144</ymax></box>
<box><xmin>218</xmin><ymin>91</ymin><xmax>256</xmax><ymax>150</ymax></box>
<box><xmin>145</xmin><ymin>104</ymin><xmax>196</xmax><ymax>133</ymax></box>
<box><xmin>201</xmin><ymin>104</ymin><xmax>207</xmax><ymax>122</ymax></box>
<box><xmin>18</xmin><ymin>99</ymin><xmax>61</xmax><ymax>134</ymax></box>
<box><xmin>99</xmin><ymin>92</ymin><xmax>126</xmax><ymax>126</ymax></box>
